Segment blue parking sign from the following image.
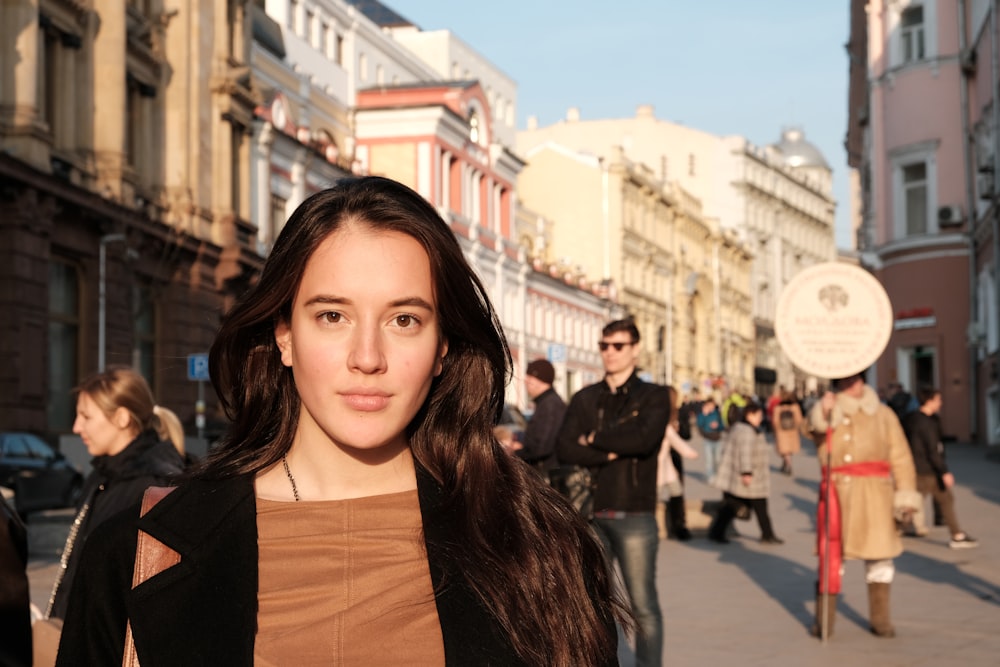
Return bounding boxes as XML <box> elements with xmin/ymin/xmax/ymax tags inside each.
<box><xmin>187</xmin><ymin>353</ymin><xmax>210</xmax><ymax>381</ymax></box>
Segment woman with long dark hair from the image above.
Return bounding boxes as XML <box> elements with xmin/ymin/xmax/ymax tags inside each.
<box><xmin>56</xmin><ymin>176</ymin><xmax>628</xmax><ymax>666</ymax></box>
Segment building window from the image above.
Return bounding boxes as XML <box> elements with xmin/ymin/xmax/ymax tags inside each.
<box><xmin>48</xmin><ymin>260</ymin><xmax>80</xmax><ymax>431</ymax></box>
<box><xmin>902</xmin><ymin>162</ymin><xmax>928</xmax><ymax>235</ymax></box>
<box><xmin>469</xmin><ymin>110</ymin><xmax>480</xmax><ymax>144</ymax></box>
<box><xmin>334</xmin><ymin>33</ymin><xmax>344</xmax><ymax>65</ymax></box>
<box><xmin>376</xmin><ymin>63</ymin><xmax>384</xmax><ymax>85</ymax></box>
<box><xmin>305</xmin><ymin>8</ymin><xmax>316</xmax><ymax>47</ymax></box>
<box><xmin>688</xmin><ymin>153</ymin><xmax>696</xmax><ymax>177</ymax></box>
<box><xmin>132</xmin><ymin>282</ymin><xmax>156</xmax><ymax>387</ymax></box>
<box><xmin>359</xmin><ymin>53</ymin><xmax>368</xmax><ymax>81</ymax></box>
<box><xmin>231</xmin><ymin>125</ymin><xmax>243</xmax><ymax>213</ymax></box>
<box><xmin>901</xmin><ymin>6</ymin><xmax>925</xmax><ymax>63</ymax></box>
<box><xmin>289</xmin><ymin>0</ymin><xmax>298</xmax><ymax>31</ymax></box>
<box><xmin>39</xmin><ymin>27</ymin><xmax>59</xmax><ymax>132</ymax></box>
<box><xmin>270</xmin><ymin>193</ymin><xmax>287</xmax><ymax>245</ymax></box>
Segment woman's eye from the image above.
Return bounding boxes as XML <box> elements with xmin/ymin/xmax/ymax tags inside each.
<box><xmin>394</xmin><ymin>314</ymin><xmax>418</xmax><ymax>328</ymax></box>
<box><xmin>320</xmin><ymin>312</ymin><xmax>342</xmax><ymax>324</ymax></box>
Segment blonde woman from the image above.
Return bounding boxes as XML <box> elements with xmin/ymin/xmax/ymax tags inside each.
<box><xmin>46</xmin><ymin>366</ymin><xmax>184</xmax><ymax>621</ymax></box>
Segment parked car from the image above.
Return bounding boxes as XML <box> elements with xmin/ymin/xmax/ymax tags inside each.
<box><xmin>0</xmin><ymin>432</ymin><xmax>83</xmax><ymax>515</ymax></box>
<box><xmin>498</xmin><ymin>404</ymin><xmax>528</xmax><ymax>443</ymax></box>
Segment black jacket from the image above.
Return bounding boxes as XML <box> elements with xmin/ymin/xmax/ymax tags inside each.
<box><xmin>518</xmin><ymin>387</ymin><xmax>566</xmax><ymax>472</ymax></box>
<box><xmin>556</xmin><ymin>372</ymin><xmax>671</xmax><ymax>513</ymax></box>
<box><xmin>902</xmin><ymin>410</ymin><xmax>949</xmax><ymax>478</ymax></box>
<box><xmin>0</xmin><ymin>494</ymin><xmax>30</xmax><ymax>667</ymax></box>
<box><xmin>49</xmin><ymin>429</ymin><xmax>183</xmax><ymax>620</ymax></box>
<box><xmin>56</xmin><ymin>465</ymin><xmax>615</xmax><ymax>666</ymax></box>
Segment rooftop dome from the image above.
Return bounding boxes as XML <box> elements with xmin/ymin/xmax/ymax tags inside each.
<box><xmin>771</xmin><ymin>127</ymin><xmax>829</xmax><ymax>169</ymax></box>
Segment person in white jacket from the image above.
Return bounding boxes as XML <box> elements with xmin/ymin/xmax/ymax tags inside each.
<box><xmin>657</xmin><ymin>386</ymin><xmax>699</xmax><ymax>540</ymax></box>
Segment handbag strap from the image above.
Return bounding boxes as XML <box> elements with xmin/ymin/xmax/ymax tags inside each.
<box><xmin>122</xmin><ymin>486</ymin><xmax>179</xmax><ymax>667</ymax></box>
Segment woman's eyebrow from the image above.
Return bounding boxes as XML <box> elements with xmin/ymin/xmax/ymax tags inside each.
<box><xmin>302</xmin><ymin>295</ymin><xmax>434</xmax><ymax>311</ymax></box>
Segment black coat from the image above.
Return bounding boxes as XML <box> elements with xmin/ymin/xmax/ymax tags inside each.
<box><xmin>49</xmin><ymin>429</ymin><xmax>183</xmax><ymax>620</ymax></box>
<box><xmin>56</xmin><ymin>465</ymin><xmax>613</xmax><ymax>666</ymax></box>
<box><xmin>518</xmin><ymin>387</ymin><xmax>566</xmax><ymax>472</ymax></box>
<box><xmin>556</xmin><ymin>372</ymin><xmax>671</xmax><ymax>513</ymax></box>
<box><xmin>0</xmin><ymin>493</ymin><xmax>30</xmax><ymax>667</ymax></box>
<box><xmin>902</xmin><ymin>410</ymin><xmax>949</xmax><ymax>478</ymax></box>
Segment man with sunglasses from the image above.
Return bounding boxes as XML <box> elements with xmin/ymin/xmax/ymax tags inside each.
<box><xmin>557</xmin><ymin>319</ymin><xmax>671</xmax><ymax>667</ymax></box>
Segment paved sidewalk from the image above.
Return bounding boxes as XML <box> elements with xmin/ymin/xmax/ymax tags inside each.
<box><xmin>26</xmin><ymin>441</ymin><xmax>1000</xmax><ymax>665</ymax></box>
<box><xmin>644</xmin><ymin>438</ymin><xmax>1000</xmax><ymax>667</ymax></box>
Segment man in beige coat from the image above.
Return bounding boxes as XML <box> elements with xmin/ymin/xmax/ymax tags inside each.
<box><xmin>805</xmin><ymin>372</ymin><xmax>921</xmax><ymax>639</ymax></box>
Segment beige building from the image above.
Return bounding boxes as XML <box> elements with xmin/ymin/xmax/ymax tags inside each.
<box><xmin>516</xmin><ymin>141</ymin><xmax>754</xmax><ymax>392</ymax></box>
<box><xmin>518</xmin><ymin>106</ymin><xmax>836</xmax><ymax>394</ymax></box>
<box><xmin>1</xmin><ymin>0</ymin><xmax>262</xmax><ymax>438</ymax></box>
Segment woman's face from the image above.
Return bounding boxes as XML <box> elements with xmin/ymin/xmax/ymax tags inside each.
<box><xmin>72</xmin><ymin>392</ymin><xmax>134</xmax><ymax>457</ymax></box>
<box><xmin>275</xmin><ymin>223</ymin><xmax>447</xmax><ymax>458</ymax></box>
<box><xmin>745</xmin><ymin>410</ymin><xmax>764</xmax><ymax>427</ymax></box>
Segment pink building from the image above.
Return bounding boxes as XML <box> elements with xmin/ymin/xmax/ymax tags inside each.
<box><xmin>848</xmin><ymin>0</ymin><xmax>999</xmax><ymax>444</ymax></box>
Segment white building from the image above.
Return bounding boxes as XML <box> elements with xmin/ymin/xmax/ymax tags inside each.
<box><xmin>518</xmin><ymin>106</ymin><xmax>837</xmax><ymax>392</ymax></box>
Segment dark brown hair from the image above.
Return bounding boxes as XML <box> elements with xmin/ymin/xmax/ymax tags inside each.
<box><xmin>205</xmin><ymin>176</ymin><xmax>626</xmax><ymax>665</ymax></box>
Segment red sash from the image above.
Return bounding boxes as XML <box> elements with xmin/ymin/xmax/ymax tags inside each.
<box><xmin>816</xmin><ymin>445</ymin><xmax>891</xmax><ymax>594</ymax></box>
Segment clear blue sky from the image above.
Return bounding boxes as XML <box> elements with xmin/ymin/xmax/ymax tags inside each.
<box><xmin>386</xmin><ymin>0</ymin><xmax>853</xmax><ymax>249</ymax></box>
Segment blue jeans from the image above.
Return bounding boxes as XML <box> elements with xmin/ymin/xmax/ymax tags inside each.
<box><xmin>702</xmin><ymin>437</ymin><xmax>722</xmax><ymax>481</ymax></box>
<box><xmin>593</xmin><ymin>514</ymin><xmax>663</xmax><ymax>667</ymax></box>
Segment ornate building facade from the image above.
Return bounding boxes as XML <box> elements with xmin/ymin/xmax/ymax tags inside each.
<box><xmin>0</xmin><ymin>0</ymin><xmax>262</xmax><ymax>438</ymax></box>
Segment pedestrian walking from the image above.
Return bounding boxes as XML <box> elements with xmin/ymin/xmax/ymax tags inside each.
<box><xmin>520</xmin><ymin>358</ymin><xmax>566</xmax><ymax>479</ymax></box>
<box><xmin>901</xmin><ymin>386</ymin><xmax>978</xmax><ymax>548</ymax></box>
<box><xmin>707</xmin><ymin>400</ymin><xmax>783</xmax><ymax>545</ymax></box>
<box><xmin>772</xmin><ymin>389</ymin><xmax>804</xmax><ymax>476</ymax></box>
<box><xmin>696</xmin><ymin>398</ymin><xmax>724</xmax><ymax>483</ymax></box>
<box><xmin>54</xmin><ymin>177</ymin><xmax>627</xmax><ymax>666</ymax></box>
<box><xmin>46</xmin><ymin>366</ymin><xmax>185</xmax><ymax>622</ymax></box>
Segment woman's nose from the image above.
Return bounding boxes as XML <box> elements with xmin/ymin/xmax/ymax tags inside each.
<box><xmin>347</xmin><ymin>326</ymin><xmax>387</xmax><ymax>373</ymax></box>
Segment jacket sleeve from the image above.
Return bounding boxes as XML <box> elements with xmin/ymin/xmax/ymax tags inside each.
<box><xmin>590</xmin><ymin>385</ymin><xmax>671</xmax><ymax>458</ymax></box>
<box><xmin>557</xmin><ymin>392</ymin><xmax>615</xmax><ymax>467</ymax></box>
<box><xmin>923</xmin><ymin>417</ymin><xmax>949</xmax><ymax>477</ymax></box>
<box><xmin>518</xmin><ymin>394</ymin><xmax>566</xmax><ymax>462</ymax></box>
<box><xmin>55</xmin><ymin>506</ymin><xmax>139</xmax><ymax>666</ymax></box>
<box><xmin>732</xmin><ymin>426</ymin><xmax>754</xmax><ymax>475</ymax></box>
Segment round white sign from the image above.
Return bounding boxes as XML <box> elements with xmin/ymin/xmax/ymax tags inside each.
<box><xmin>775</xmin><ymin>262</ymin><xmax>893</xmax><ymax>379</ymax></box>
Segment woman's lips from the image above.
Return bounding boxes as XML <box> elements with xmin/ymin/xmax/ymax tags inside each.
<box><xmin>342</xmin><ymin>392</ymin><xmax>390</xmax><ymax>412</ymax></box>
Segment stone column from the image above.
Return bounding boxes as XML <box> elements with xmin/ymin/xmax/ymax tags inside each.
<box><xmin>92</xmin><ymin>0</ymin><xmax>127</xmax><ymax>198</ymax></box>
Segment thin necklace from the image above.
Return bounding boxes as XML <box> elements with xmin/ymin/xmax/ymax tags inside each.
<box><xmin>281</xmin><ymin>455</ymin><xmax>300</xmax><ymax>502</ymax></box>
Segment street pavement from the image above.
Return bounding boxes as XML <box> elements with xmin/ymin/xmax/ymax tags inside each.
<box><xmin>646</xmin><ymin>436</ymin><xmax>1000</xmax><ymax>667</ymax></box>
<box><xmin>24</xmin><ymin>439</ymin><xmax>1000</xmax><ymax>665</ymax></box>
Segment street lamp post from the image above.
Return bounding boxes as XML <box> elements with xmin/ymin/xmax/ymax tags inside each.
<box><xmin>98</xmin><ymin>233</ymin><xmax>126</xmax><ymax>371</ymax></box>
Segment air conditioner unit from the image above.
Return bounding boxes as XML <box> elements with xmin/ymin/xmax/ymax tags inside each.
<box><xmin>937</xmin><ymin>205</ymin><xmax>964</xmax><ymax>227</ymax></box>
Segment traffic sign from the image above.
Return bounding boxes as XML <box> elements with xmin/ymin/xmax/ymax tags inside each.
<box><xmin>187</xmin><ymin>353</ymin><xmax>210</xmax><ymax>381</ymax></box>
<box><xmin>547</xmin><ymin>343</ymin><xmax>566</xmax><ymax>363</ymax></box>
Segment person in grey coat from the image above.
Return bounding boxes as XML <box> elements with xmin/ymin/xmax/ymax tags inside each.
<box><xmin>708</xmin><ymin>400</ymin><xmax>783</xmax><ymax>545</ymax></box>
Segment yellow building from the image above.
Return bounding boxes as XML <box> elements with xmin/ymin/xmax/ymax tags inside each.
<box><xmin>517</xmin><ymin>141</ymin><xmax>753</xmax><ymax>389</ymax></box>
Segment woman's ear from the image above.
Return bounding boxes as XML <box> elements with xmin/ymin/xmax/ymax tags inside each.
<box><xmin>274</xmin><ymin>319</ymin><xmax>293</xmax><ymax>368</ymax></box>
<box><xmin>113</xmin><ymin>406</ymin><xmax>132</xmax><ymax>431</ymax></box>
<box><xmin>433</xmin><ymin>339</ymin><xmax>449</xmax><ymax>377</ymax></box>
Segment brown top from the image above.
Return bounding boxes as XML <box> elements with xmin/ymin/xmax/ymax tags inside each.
<box><xmin>254</xmin><ymin>490</ymin><xmax>445</xmax><ymax>666</ymax></box>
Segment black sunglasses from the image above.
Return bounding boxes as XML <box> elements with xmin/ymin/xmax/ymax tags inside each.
<box><xmin>598</xmin><ymin>341</ymin><xmax>635</xmax><ymax>352</ymax></box>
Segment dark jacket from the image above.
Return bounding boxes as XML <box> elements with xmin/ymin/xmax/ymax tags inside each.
<box><xmin>48</xmin><ymin>429</ymin><xmax>184</xmax><ymax>620</ymax></box>
<box><xmin>56</xmin><ymin>465</ymin><xmax>615</xmax><ymax>666</ymax></box>
<box><xmin>517</xmin><ymin>387</ymin><xmax>566</xmax><ymax>473</ymax></box>
<box><xmin>902</xmin><ymin>410</ymin><xmax>949</xmax><ymax>479</ymax></box>
<box><xmin>0</xmin><ymin>493</ymin><xmax>30</xmax><ymax>667</ymax></box>
<box><xmin>556</xmin><ymin>372</ymin><xmax>671</xmax><ymax>513</ymax></box>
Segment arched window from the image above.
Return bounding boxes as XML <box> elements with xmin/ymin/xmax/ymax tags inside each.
<box><xmin>469</xmin><ymin>110</ymin><xmax>480</xmax><ymax>145</ymax></box>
